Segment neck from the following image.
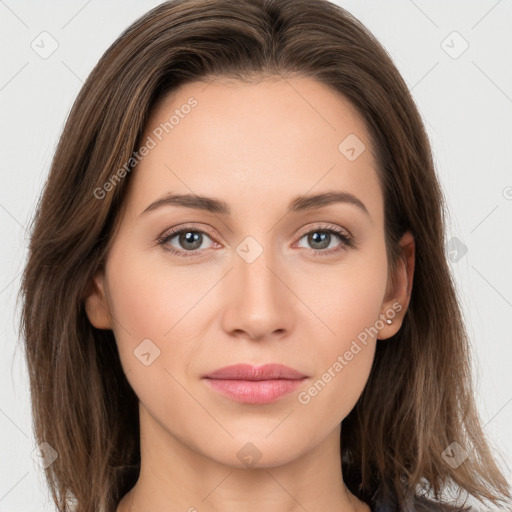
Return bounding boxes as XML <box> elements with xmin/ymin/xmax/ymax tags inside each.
<box><xmin>116</xmin><ymin>405</ymin><xmax>370</xmax><ymax>512</ymax></box>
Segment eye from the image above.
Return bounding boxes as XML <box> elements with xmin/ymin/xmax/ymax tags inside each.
<box><xmin>295</xmin><ymin>224</ymin><xmax>353</xmax><ymax>255</ymax></box>
<box><xmin>157</xmin><ymin>226</ymin><xmax>218</xmax><ymax>257</ymax></box>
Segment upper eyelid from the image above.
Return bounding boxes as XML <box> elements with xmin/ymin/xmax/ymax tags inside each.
<box><xmin>295</xmin><ymin>223</ymin><xmax>351</xmax><ymax>239</ymax></box>
<box><xmin>160</xmin><ymin>223</ymin><xmax>218</xmax><ymax>242</ymax></box>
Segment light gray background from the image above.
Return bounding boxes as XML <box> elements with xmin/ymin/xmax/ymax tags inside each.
<box><xmin>1</xmin><ymin>1</ymin><xmax>511</xmax><ymax>510</ymax></box>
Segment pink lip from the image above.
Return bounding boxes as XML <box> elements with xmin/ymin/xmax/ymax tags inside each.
<box><xmin>202</xmin><ymin>364</ymin><xmax>308</xmax><ymax>404</ymax></box>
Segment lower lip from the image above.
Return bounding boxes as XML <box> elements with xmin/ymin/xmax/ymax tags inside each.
<box><xmin>203</xmin><ymin>378</ymin><xmax>305</xmax><ymax>404</ymax></box>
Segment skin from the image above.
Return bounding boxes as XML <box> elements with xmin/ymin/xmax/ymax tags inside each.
<box><xmin>85</xmin><ymin>76</ymin><xmax>415</xmax><ymax>512</ymax></box>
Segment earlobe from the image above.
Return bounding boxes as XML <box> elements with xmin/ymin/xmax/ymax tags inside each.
<box><xmin>378</xmin><ymin>231</ymin><xmax>415</xmax><ymax>340</ymax></box>
<box><xmin>83</xmin><ymin>269</ymin><xmax>113</xmax><ymax>330</ymax></box>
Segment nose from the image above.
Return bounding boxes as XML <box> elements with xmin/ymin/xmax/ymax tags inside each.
<box><xmin>220</xmin><ymin>240</ymin><xmax>295</xmax><ymax>342</ymax></box>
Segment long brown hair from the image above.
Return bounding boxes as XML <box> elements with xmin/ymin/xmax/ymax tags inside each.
<box><xmin>18</xmin><ymin>1</ymin><xmax>511</xmax><ymax>511</ymax></box>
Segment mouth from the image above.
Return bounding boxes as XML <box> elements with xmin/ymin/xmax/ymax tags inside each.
<box><xmin>202</xmin><ymin>363</ymin><xmax>308</xmax><ymax>404</ymax></box>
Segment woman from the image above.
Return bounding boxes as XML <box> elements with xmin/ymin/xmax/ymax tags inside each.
<box><xmin>18</xmin><ymin>1</ymin><xmax>511</xmax><ymax>511</ymax></box>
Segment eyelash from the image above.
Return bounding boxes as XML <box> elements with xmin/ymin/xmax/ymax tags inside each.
<box><xmin>157</xmin><ymin>223</ymin><xmax>354</xmax><ymax>258</ymax></box>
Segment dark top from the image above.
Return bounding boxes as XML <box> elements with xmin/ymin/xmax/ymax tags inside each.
<box><xmin>371</xmin><ymin>493</ymin><xmax>476</xmax><ymax>512</ymax></box>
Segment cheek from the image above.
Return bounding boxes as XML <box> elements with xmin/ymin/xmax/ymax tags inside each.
<box><xmin>104</xmin><ymin>244</ymin><xmax>223</xmax><ymax>391</ymax></box>
<box><xmin>102</xmin><ymin>252</ymin><xmax>199</xmax><ymax>422</ymax></box>
<box><xmin>103</xmin><ymin>247</ymin><xmax>176</xmax><ymax>375</ymax></box>
<box><xmin>292</xmin><ymin>247</ymin><xmax>388</xmax><ymax>417</ymax></box>
<box><xmin>295</xmin><ymin>246</ymin><xmax>388</xmax><ymax>353</ymax></box>
<box><xmin>105</xmin><ymin>243</ymin><xmax>215</xmax><ymax>343</ymax></box>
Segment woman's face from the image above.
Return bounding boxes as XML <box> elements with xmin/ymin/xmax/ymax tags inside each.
<box><xmin>86</xmin><ymin>76</ymin><xmax>412</xmax><ymax>468</ymax></box>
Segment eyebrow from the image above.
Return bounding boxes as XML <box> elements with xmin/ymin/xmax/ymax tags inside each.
<box><xmin>140</xmin><ymin>190</ymin><xmax>370</xmax><ymax>217</ymax></box>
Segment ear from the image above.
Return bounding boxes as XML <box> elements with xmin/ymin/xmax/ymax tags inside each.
<box><xmin>377</xmin><ymin>231</ymin><xmax>415</xmax><ymax>340</ymax></box>
<box><xmin>83</xmin><ymin>268</ymin><xmax>113</xmax><ymax>330</ymax></box>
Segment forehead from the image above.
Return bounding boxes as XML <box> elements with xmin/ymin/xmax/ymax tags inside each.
<box><xmin>124</xmin><ymin>76</ymin><xmax>382</xmax><ymax>221</ymax></box>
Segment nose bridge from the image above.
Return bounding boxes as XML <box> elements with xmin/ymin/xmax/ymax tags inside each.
<box><xmin>235</xmin><ymin>234</ymin><xmax>282</xmax><ymax>306</ymax></box>
<box><xmin>221</xmin><ymin>233</ymin><xmax>293</xmax><ymax>339</ymax></box>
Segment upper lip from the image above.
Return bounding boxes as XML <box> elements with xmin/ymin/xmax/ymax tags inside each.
<box><xmin>203</xmin><ymin>363</ymin><xmax>307</xmax><ymax>381</ymax></box>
